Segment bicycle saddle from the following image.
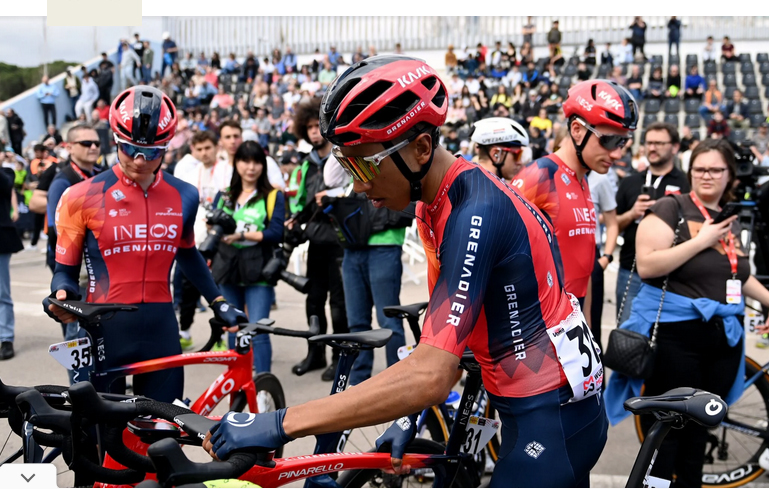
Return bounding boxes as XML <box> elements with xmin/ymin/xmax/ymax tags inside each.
<box><xmin>48</xmin><ymin>299</ymin><xmax>138</xmax><ymax>322</ymax></box>
<box><xmin>624</xmin><ymin>387</ymin><xmax>727</xmax><ymax>428</ymax></box>
<box><xmin>383</xmin><ymin>302</ymin><xmax>429</xmax><ymax>319</ymax></box>
<box><xmin>309</xmin><ymin>328</ymin><xmax>393</xmax><ymax>349</ymax></box>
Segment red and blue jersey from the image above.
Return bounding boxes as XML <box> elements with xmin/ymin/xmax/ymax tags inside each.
<box><xmin>513</xmin><ymin>155</ymin><xmax>596</xmax><ymax>298</ymax></box>
<box><xmin>53</xmin><ymin>164</ymin><xmax>219</xmax><ymax>304</ymax></box>
<box><xmin>417</xmin><ymin>158</ymin><xmax>576</xmax><ymax>398</ymax></box>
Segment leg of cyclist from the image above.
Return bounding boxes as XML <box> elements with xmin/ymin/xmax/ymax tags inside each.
<box><xmin>488</xmin><ymin>386</ymin><xmax>607</xmax><ymax>488</ymax></box>
<box><xmin>369</xmin><ymin>246</ymin><xmax>406</xmax><ymax>368</ymax></box>
<box><xmin>243</xmin><ymin>284</ymin><xmax>274</xmax><ymax>373</ymax></box>
<box><xmin>130</xmin><ymin>304</ymin><xmax>184</xmax><ymax>402</ymax></box>
<box><xmin>342</xmin><ymin>248</ymin><xmax>375</xmax><ymax>387</ymax></box>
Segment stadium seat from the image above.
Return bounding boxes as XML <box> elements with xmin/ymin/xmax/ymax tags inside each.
<box><xmin>750</xmin><ymin>113</ymin><xmax>766</xmax><ymax>128</ymax></box>
<box><xmin>743</xmin><ymin>74</ymin><xmax>757</xmax><ymax>87</ymax></box>
<box><xmin>724</xmin><ymin>86</ymin><xmax>739</xmax><ymax>100</ymax></box>
<box><xmin>705</xmin><ymin>74</ymin><xmax>718</xmax><ymax>86</ymax></box>
<box><xmin>760</xmin><ymin>62</ymin><xmax>769</xmax><ymax>74</ymax></box>
<box><xmin>684</xmin><ymin>99</ymin><xmax>700</xmax><ymax>114</ymax></box>
<box><xmin>618</xmin><ymin>64</ymin><xmax>628</xmax><ymax>76</ymax></box>
<box><xmin>739</xmin><ymin>53</ymin><xmax>752</xmax><ymax>62</ymax></box>
<box><xmin>559</xmin><ymin>76</ymin><xmax>572</xmax><ymax>88</ymax></box>
<box><xmin>691</xmin><ymin>129</ymin><xmax>700</xmax><ymax>140</ymax></box>
<box><xmin>685</xmin><ymin>54</ymin><xmax>698</xmax><ymax>69</ymax></box>
<box><xmin>633</xmin><ymin>63</ymin><xmax>646</xmax><ymax>76</ymax></box>
<box><xmin>749</xmin><ymin>99</ymin><xmax>764</xmax><ymax>114</ymax></box>
<box><xmin>597</xmin><ymin>64</ymin><xmax>610</xmax><ymax>77</ymax></box>
<box><xmin>651</xmin><ymin>64</ymin><xmax>663</xmax><ymax>75</ymax></box>
<box><xmin>645</xmin><ymin>98</ymin><xmax>661</xmax><ymax>114</ymax></box>
<box><xmin>651</xmin><ymin>55</ymin><xmax>663</xmax><ymax>65</ymax></box>
<box><xmin>723</xmin><ymin>74</ymin><xmax>737</xmax><ymax>87</ymax></box>
<box><xmin>643</xmin><ymin>113</ymin><xmax>659</xmax><ymax>126</ymax></box>
<box><xmin>758</xmin><ymin>53</ymin><xmax>769</xmax><ymax>63</ymax></box>
<box><xmin>765</xmin><ymin>86</ymin><xmax>769</xmax><ymax>98</ymax></box>
<box><xmin>729</xmin><ymin>129</ymin><xmax>747</xmax><ymax>142</ymax></box>
<box><xmin>564</xmin><ymin>64</ymin><xmax>577</xmax><ymax>77</ymax></box>
<box><xmin>684</xmin><ymin>114</ymin><xmax>701</xmax><ymax>128</ymax></box>
<box><xmin>663</xmin><ymin>114</ymin><xmax>679</xmax><ymax>126</ymax></box>
<box><xmin>704</xmin><ymin>62</ymin><xmax>717</xmax><ymax>75</ymax></box>
<box><xmin>746</xmin><ymin>86</ymin><xmax>760</xmax><ymax>99</ymax></box>
<box><xmin>568</xmin><ymin>56</ymin><xmax>580</xmax><ymax>66</ymax></box>
<box><xmin>558</xmin><ymin>88</ymin><xmax>569</xmax><ymax>99</ymax></box>
<box><xmin>722</xmin><ymin>62</ymin><xmax>736</xmax><ymax>74</ymax></box>
<box><xmin>741</xmin><ymin>62</ymin><xmax>755</xmax><ymax>74</ymax></box>
<box><xmin>669</xmin><ymin>55</ymin><xmax>681</xmax><ymax>66</ymax></box>
<box><xmin>762</xmin><ymin>73</ymin><xmax>769</xmax><ymax>86</ymax></box>
<box><xmin>664</xmin><ymin>98</ymin><xmax>681</xmax><ymax>114</ymax></box>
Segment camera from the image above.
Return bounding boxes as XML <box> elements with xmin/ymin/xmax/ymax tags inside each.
<box><xmin>199</xmin><ymin>208</ymin><xmax>238</xmax><ymax>259</ymax></box>
<box><xmin>261</xmin><ymin>243</ymin><xmax>311</xmax><ymax>294</ymax></box>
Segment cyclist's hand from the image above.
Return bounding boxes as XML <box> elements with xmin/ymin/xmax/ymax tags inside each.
<box><xmin>375</xmin><ymin>413</ymin><xmax>418</xmax><ymax>475</ymax></box>
<box><xmin>695</xmin><ymin>216</ymin><xmax>737</xmax><ymax>249</ymax></box>
<box><xmin>632</xmin><ymin>194</ymin><xmax>656</xmax><ymax>220</ymax></box>
<box><xmin>211</xmin><ymin>298</ymin><xmax>247</xmax><ymax>331</ymax></box>
<box><xmin>43</xmin><ymin>290</ymin><xmax>78</xmax><ymax>324</ymax></box>
<box><xmin>755</xmin><ymin>322</ymin><xmax>769</xmax><ymax>335</ymax></box>
<box><xmin>203</xmin><ymin>409</ymin><xmax>294</xmax><ymax>460</ymax></box>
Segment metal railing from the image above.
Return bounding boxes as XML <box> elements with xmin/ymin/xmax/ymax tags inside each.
<box><xmin>165</xmin><ymin>16</ymin><xmax>769</xmax><ymax>59</ymax></box>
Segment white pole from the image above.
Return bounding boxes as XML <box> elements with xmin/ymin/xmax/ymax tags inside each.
<box><xmin>42</xmin><ymin>17</ymin><xmax>48</xmax><ymax>77</ymax></box>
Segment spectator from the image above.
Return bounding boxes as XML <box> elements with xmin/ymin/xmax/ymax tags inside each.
<box><xmin>506</xmin><ymin>42</ymin><xmax>517</xmax><ymax>66</ymax></box>
<box><xmin>445</xmin><ymin>44</ymin><xmax>458</xmax><ymax>73</ymax></box>
<box><xmin>519</xmin><ymin>41</ymin><xmax>533</xmax><ymax>65</ymax></box>
<box><xmin>529</xmin><ymin>107</ymin><xmax>553</xmax><ymax>139</ymax></box>
<box><xmin>679</xmin><ymin>130</ymin><xmax>700</xmax><ymax>173</ymax></box>
<box><xmin>725</xmin><ymin>90</ymin><xmax>750</xmax><ymax>131</ymax></box>
<box><xmin>75</xmin><ymin>71</ymin><xmax>99</xmax><ymax>122</ymax></box>
<box><xmin>179</xmin><ymin>52</ymin><xmax>196</xmax><ymax>80</ymax></box>
<box><xmin>97</xmin><ymin>53</ymin><xmax>115</xmax><ymax>103</ymax></box>
<box><xmin>547</xmin><ymin>20</ymin><xmax>562</xmax><ymax>61</ymax></box>
<box><xmin>327</xmin><ymin>45</ymin><xmax>341</xmax><ymax>69</ymax></box>
<box><xmin>703</xmin><ymin>36</ymin><xmax>717</xmax><ymax>62</ymax></box>
<box><xmin>618</xmin><ymin>38</ymin><xmax>634</xmax><ymax>65</ymax></box>
<box><xmin>722</xmin><ymin>36</ymin><xmax>737</xmax><ymax>62</ymax></box>
<box><xmin>584</xmin><ymin>39</ymin><xmax>597</xmax><ymax>66</ymax></box>
<box><xmin>490</xmin><ymin>41</ymin><xmax>503</xmax><ymax>71</ymax></box>
<box><xmin>210</xmin><ymin>52</ymin><xmax>222</xmax><ymax>71</ymax></box>
<box><xmin>522</xmin><ymin>61</ymin><xmax>540</xmax><ymax>90</ymax></box>
<box><xmin>443</xmin><ymin>128</ymin><xmax>460</xmax><ymax>154</ymax></box>
<box><xmin>282</xmin><ymin>47</ymin><xmax>297</xmax><ymax>73</ymax></box>
<box><xmin>221</xmin><ymin>53</ymin><xmax>239</xmax><ymax>75</ymax></box>
<box><xmin>490</xmin><ymin>84</ymin><xmax>512</xmax><ymax>109</ymax></box>
<box><xmin>318</xmin><ymin>61</ymin><xmax>337</xmax><ymax>87</ymax></box>
<box><xmin>707</xmin><ymin>110</ymin><xmax>730</xmax><ymax>139</ymax></box>
<box><xmin>459</xmin><ymin>140</ymin><xmax>473</xmax><ymax>160</ymax></box>
<box><xmin>521</xmin><ymin>89</ymin><xmax>542</xmax><ymax>125</ymax></box>
<box><xmin>63</xmin><ymin>68</ymin><xmax>81</xmax><ymax>120</ymax></box>
<box><xmin>36</xmin><ymin>76</ymin><xmax>59</xmax><ymax>128</ymax></box>
<box><xmin>241</xmin><ymin>54</ymin><xmax>259</xmax><ymax>83</ymax></box>
<box><xmin>6</xmin><ymin>109</ymin><xmax>24</xmax><ymax>156</ymax></box>
<box><xmin>667</xmin><ymin>17</ymin><xmax>682</xmax><ymax>58</ymax></box>
<box><xmin>601</xmin><ymin>42</ymin><xmax>614</xmax><ymax>66</ymax></box>
<box><xmin>446</xmin><ymin>98</ymin><xmax>467</xmax><ymax>126</ymax></box>
<box><xmin>609</xmin><ymin>65</ymin><xmax>627</xmax><ymax>87</ymax></box>
<box><xmin>577</xmin><ymin>61</ymin><xmax>591</xmax><ymax>81</ymax></box>
<box><xmin>0</xmin><ymin>111</ymin><xmax>8</xmax><ymax>148</ymax></box>
<box><xmin>132</xmin><ymin>33</ymin><xmax>144</xmax><ymax>72</ymax></box>
<box><xmin>210</xmin><ymin>85</ymin><xmax>235</xmax><ymax>111</ymax></box>
<box><xmin>196</xmin><ymin>52</ymin><xmax>209</xmax><ymax>70</ymax></box>
<box><xmin>684</xmin><ymin>65</ymin><xmax>706</xmax><ymax>100</ymax></box>
<box><xmin>161</xmin><ymin>32</ymin><xmax>178</xmax><ymax>78</ymax></box>
<box><xmin>629</xmin><ymin>17</ymin><xmax>647</xmax><ymax>60</ymax></box>
<box><xmin>44</xmin><ymin>124</ymin><xmax>62</xmax><ymax>146</ymax></box>
<box><xmin>255</xmin><ymin>108</ymin><xmax>272</xmax><ymax>149</ymax></box>
<box><xmin>631</xmin><ymin>146</ymin><xmax>650</xmax><ymax>172</ymax></box>
<box><xmin>542</xmin><ymin>82</ymin><xmax>563</xmax><ymax>114</ymax></box>
<box><xmin>612</xmin><ymin>138</ymin><xmax>769</xmax><ymax>487</ymax></box>
<box><xmin>665</xmin><ymin>64</ymin><xmax>681</xmax><ymax>98</ymax></box>
<box><xmin>95</xmin><ymin>99</ymin><xmax>109</xmax><ymax>121</ymax></box>
<box><xmin>627</xmin><ymin>64</ymin><xmax>644</xmax><ymax>101</ymax></box>
<box><xmin>700</xmin><ymin>79</ymin><xmax>723</xmax><ymax>122</ymax></box>
<box><xmin>465</xmin><ymin>73</ymin><xmax>481</xmax><ymax>95</ymax></box>
<box><xmin>120</xmin><ymin>40</ymin><xmax>141</xmax><ymax>90</ymax></box>
<box><xmin>646</xmin><ymin>66</ymin><xmax>665</xmax><ymax>99</ymax></box>
<box><xmin>527</xmin><ymin>125</ymin><xmax>547</xmax><ymax>160</ymax></box>
<box><xmin>754</xmin><ymin>122</ymin><xmax>769</xmax><ymax>154</ymax></box>
<box><xmin>0</xmin><ymin>151</ymin><xmax>24</xmax><ymax>360</ymax></box>
<box><xmin>522</xmin><ymin>16</ymin><xmax>536</xmax><ymax>45</ymax></box>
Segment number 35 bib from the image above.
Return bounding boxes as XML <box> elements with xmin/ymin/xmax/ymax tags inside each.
<box><xmin>547</xmin><ymin>295</ymin><xmax>603</xmax><ymax>404</ymax></box>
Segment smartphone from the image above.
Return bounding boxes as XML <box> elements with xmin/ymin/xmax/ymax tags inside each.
<box><xmin>713</xmin><ymin>202</ymin><xmax>741</xmax><ymax>224</ymax></box>
<box><xmin>640</xmin><ymin>185</ymin><xmax>654</xmax><ymax>198</ymax></box>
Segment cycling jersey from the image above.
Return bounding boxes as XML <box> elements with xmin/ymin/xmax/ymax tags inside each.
<box><xmin>512</xmin><ymin>155</ymin><xmax>596</xmax><ymax>298</ymax></box>
<box><xmin>417</xmin><ymin>158</ymin><xmax>602</xmax><ymax>400</ymax></box>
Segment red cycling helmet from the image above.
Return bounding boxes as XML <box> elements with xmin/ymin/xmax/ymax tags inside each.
<box><xmin>319</xmin><ymin>55</ymin><xmax>448</xmax><ymax>147</ymax></box>
<box><xmin>562</xmin><ymin>79</ymin><xmax>638</xmax><ymax>131</ymax></box>
<box><xmin>109</xmin><ymin>85</ymin><xmax>178</xmax><ymax>146</ymax></box>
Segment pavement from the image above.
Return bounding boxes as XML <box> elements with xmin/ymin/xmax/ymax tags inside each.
<box><xmin>2</xmin><ymin>239</ymin><xmax>769</xmax><ymax>487</ymax></box>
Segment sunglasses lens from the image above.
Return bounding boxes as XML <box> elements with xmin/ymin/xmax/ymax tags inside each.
<box><xmin>78</xmin><ymin>140</ymin><xmax>100</xmax><ymax>148</ymax></box>
<box><xmin>332</xmin><ymin>148</ymin><xmax>381</xmax><ymax>183</ymax></box>
<box><xmin>599</xmin><ymin>135</ymin><xmax>628</xmax><ymax>151</ymax></box>
<box><xmin>118</xmin><ymin>141</ymin><xmax>165</xmax><ymax>161</ymax></box>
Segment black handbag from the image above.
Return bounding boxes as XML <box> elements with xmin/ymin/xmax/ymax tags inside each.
<box><xmin>603</xmin><ymin>198</ymin><xmax>684</xmax><ymax>379</ymax></box>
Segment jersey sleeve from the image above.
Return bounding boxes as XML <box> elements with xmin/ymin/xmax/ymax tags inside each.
<box><xmin>47</xmin><ymin>177</ymin><xmax>71</xmax><ymax>227</ymax></box>
<box><xmin>516</xmin><ymin>162</ymin><xmax>558</xmax><ymax>223</ymax></box>
<box><xmin>179</xmin><ymin>181</ymin><xmax>200</xmax><ymax>249</ymax></box>
<box><xmin>420</xmin><ymin>200</ymin><xmax>502</xmax><ymax>358</ymax></box>
<box><xmin>54</xmin><ymin>184</ymin><xmax>88</xmax><ymax>267</ymax></box>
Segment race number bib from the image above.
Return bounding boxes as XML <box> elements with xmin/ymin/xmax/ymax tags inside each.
<box><xmin>745</xmin><ymin>309</ymin><xmax>765</xmax><ymax>333</ymax></box>
<box><xmin>547</xmin><ymin>296</ymin><xmax>603</xmax><ymax>403</ymax></box>
<box><xmin>49</xmin><ymin>337</ymin><xmax>92</xmax><ymax>371</ymax></box>
<box><xmin>460</xmin><ymin>416</ymin><xmax>500</xmax><ymax>455</ymax></box>
<box><xmin>397</xmin><ymin>344</ymin><xmax>417</xmax><ymax>360</ymax></box>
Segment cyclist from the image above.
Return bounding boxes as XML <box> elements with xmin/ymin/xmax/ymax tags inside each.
<box><xmin>470</xmin><ymin>117</ymin><xmax>530</xmax><ymax>182</ymax></box>
<box><xmin>44</xmin><ymin>85</ymin><xmax>246</xmax><ymax>403</ymax></box>
<box><xmin>202</xmin><ymin>56</ymin><xmax>607</xmax><ymax>487</ymax></box>
<box><xmin>513</xmin><ymin>79</ymin><xmax>638</xmax><ymax>306</ymax></box>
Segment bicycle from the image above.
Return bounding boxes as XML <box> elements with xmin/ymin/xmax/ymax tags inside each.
<box><xmin>634</xmin><ymin>354</ymin><xmax>769</xmax><ymax>487</ymax></box>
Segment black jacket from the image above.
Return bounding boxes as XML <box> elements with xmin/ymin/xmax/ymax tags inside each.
<box><xmin>0</xmin><ymin>166</ymin><xmax>23</xmax><ymax>254</ymax></box>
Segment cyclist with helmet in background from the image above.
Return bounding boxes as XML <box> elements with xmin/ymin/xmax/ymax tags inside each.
<box><xmin>513</xmin><ymin>79</ymin><xmax>637</xmax><ymax>307</ymax></box>
<box><xmin>202</xmin><ymin>56</ymin><xmax>607</xmax><ymax>488</ymax></box>
<box><xmin>44</xmin><ymin>85</ymin><xmax>246</xmax><ymax>402</ymax></box>
<box><xmin>471</xmin><ymin>117</ymin><xmax>531</xmax><ymax>183</ymax></box>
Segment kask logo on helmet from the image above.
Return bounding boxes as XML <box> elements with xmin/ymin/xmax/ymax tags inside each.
<box><xmin>597</xmin><ymin>90</ymin><xmax>623</xmax><ymax>111</ymax></box>
<box><xmin>396</xmin><ymin>65</ymin><xmax>431</xmax><ymax>88</ymax></box>
<box><xmin>158</xmin><ymin>111</ymin><xmax>173</xmax><ymax>131</ymax></box>
<box><xmin>118</xmin><ymin>100</ymin><xmax>131</xmax><ymax>123</ymax></box>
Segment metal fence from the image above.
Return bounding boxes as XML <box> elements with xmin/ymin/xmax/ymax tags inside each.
<box><xmin>165</xmin><ymin>16</ymin><xmax>769</xmax><ymax>59</ymax></box>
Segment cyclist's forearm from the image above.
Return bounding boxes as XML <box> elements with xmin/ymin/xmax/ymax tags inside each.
<box><xmin>176</xmin><ymin>246</ymin><xmax>222</xmax><ymax>303</ymax></box>
<box><xmin>51</xmin><ymin>263</ymin><xmax>82</xmax><ymax>299</ymax></box>
<box><xmin>282</xmin><ymin>347</ymin><xmax>457</xmax><ymax>439</ymax></box>
<box><xmin>603</xmin><ymin>210</ymin><xmax>619</xmax><ymax>257</ymax></box>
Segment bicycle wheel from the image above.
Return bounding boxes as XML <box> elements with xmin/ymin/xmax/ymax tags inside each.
<box><xmin>230</xmin><ymin>372</ymin><xmax>286</xmax><ymax>458</ymax></box>
<box><xmin>634</xmin><ymin>357</ymin><xmax>769</xmax><ymax>488</ymax></box>
<box><xmin>335</xmin><ymin>438</ymin><xmax>477</xmax><ymax>488</ymax></box>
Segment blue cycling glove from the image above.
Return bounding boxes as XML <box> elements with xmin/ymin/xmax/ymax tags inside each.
<box><xmin>209</xmin><ymin>408</ymin><xmax>294</xmax><ymax>460</ymax></box>
<box><xmin>210</xmin><ymin>299</ymin><xmax>247</xmax><ymax>328</ymax></box>
<box><xmin>375</xmin><ymin>413</ymin><xmax>419</xmax><ymax>460</ymax></box>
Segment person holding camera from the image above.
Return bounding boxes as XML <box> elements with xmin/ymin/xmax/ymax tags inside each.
<box><xmin>209</xmin><ymin>141</ymin><xmax>285</xmax><ymax>373</ymax></box>
<box><xmin>606</xmin><ymin>138</ymin><xmax>769</xmax><ymax>486</ymax></box>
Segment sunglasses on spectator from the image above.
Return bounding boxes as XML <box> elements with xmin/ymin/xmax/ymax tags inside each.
<box><xmin>114</xmin><ymin>135</ymin><xmax>168</xmax><ymax>161</ymax></box>
<box><xmin>691</xmin><ymin>167</ymin><xmax>728</xmax><ymax>178</ymax></box>
<box><xmin>74</xmin><ymin>140</ymin><xmax>101</xmax><ymax>148</ymax></box>
<box><xmin>332</xmin><ymin>136</ymin><xmax>415</xmax><ymax>183</ymax></box>
<box><xmin>576</xmin><ymin>118</ymin><xmax>632</xmax><ymax>151</ymax></box>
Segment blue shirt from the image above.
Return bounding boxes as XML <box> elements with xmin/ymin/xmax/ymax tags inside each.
<box><xmin>162</xmin><ymin>39</ymin><xmax>178</xmax><ymax>61</ymax></box>
<box><xmin>328</xmin><ymin>50</ymin><xmax>341</xmax><ymax>68</ymax></box>
<box><xmin>685</xmin><ymin>73</ymin><xmax>705</xmax><ymax>92</ymax></box>
<box><xmin>36</xmin><ymin>83</ymin><xmax>59</xmax><ymax>104</ymax></box>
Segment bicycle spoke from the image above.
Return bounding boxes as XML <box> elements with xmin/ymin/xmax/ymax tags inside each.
<box><xmin>0</xmin><ymin>430</ymin><xmax>10</xmax><ymax>456</ymax></box>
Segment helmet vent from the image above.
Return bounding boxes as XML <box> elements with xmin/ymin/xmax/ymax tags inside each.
<box><xmin>430</xmin><ymin>82</ymin><xmax>446</xmax><ymax>109</ymax></box>
<box><xmin>336</xmin><ymin>80</ymin><xmax>392</xmax><ymax>128</ymax></box>
<box><xmin>359</xmin><ymin>90</ymin><xmax>420</xmax><ymax>130</ymax></box>
<box><xmin>421</xmin><ymin>76</ymin><xmax>437</xmax><ymax>91</ymax></box>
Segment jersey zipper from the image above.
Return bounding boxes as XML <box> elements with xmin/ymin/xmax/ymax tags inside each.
<box><xmin>142</xmin><ymin>189</ymin><xmax>149</xmax><ymax>302</ymax></box>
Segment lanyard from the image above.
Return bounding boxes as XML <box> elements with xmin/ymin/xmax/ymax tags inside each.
<box><xmin>689</xmin><ymin>191</ymin><xmax>738</xmax><ymax>277</ymax></box>
<box><xmin>644</xmin><ymin>170</ymin><xmax>664</xmax><ymax>190</ymax></box>
<box><xmin>69</xmin><ymin>161</ymin><xmax>89</xmax><ymax>181</ymax></box>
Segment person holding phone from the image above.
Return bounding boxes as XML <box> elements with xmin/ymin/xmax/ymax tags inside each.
<box><xmin>607</xmin><ymin>138</ymin><xmax>769</xmax><ymax>486</ymax></box>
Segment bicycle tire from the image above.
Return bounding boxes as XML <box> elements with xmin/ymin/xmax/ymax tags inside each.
<box><xmin>634</xmin><ymin>356</ymin><xmax>769</xmax><ymax>488</ymax></box>
<box><xmin>230</xmin><ymin>372</ymin><xmax>286</xmax><ymax>459</ymax></box>
<box><xmin>335</xmin><ymin>438</ymin><xmax>477</xmax><ymax>488</ymax></box>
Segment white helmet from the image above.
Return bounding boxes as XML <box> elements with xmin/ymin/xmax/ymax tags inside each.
<box><xmin>470</xmin><ymin>117</ymin><xmax>529</xmax><ymax>148</ymax></box>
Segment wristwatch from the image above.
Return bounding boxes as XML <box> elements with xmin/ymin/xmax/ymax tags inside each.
<box><xmin>601</xmin><ymin>254</ymin><xmax>614</xmax><ymax>263</ymax></box>
<box><xmin>240</xmin><ymin>231</ymin><xmax>246</xmax><ymax>241</ymax></box>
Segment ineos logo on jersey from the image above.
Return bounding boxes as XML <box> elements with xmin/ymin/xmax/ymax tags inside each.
<box><xmin>597</xmin><ymin>90</ymin><xmax>623</xmax><ymax>111</ymax></box>
<box><xmin>225</xmin><ymin>412</ymin><xmax>257</xmax><ymax>428</ymax></box>
<box><xmin>113</xmin><ymin>224</ymin><xmax>178</xmax><ymax>241</ymax></box>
